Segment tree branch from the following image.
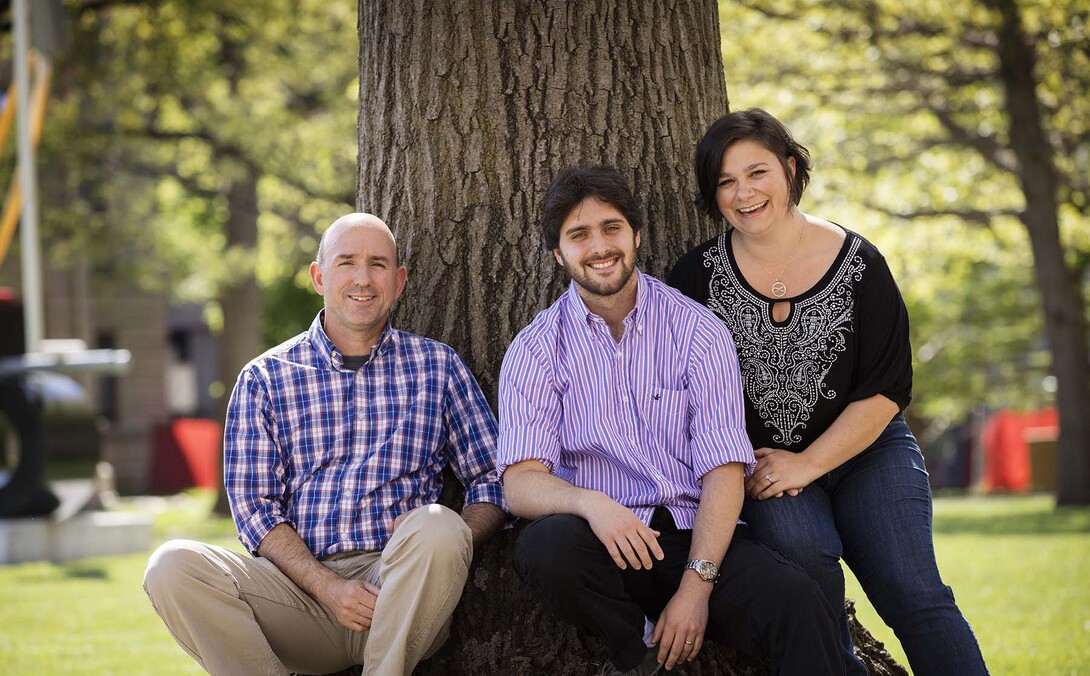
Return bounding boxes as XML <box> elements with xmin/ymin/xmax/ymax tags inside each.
<box><xmin>73</xmin><ymin>0</ymin><xmax>165</xmax><ymax>18</ymax></box>
<box><xmin>864</xmin><ymin>202</ymin><xmax>1020</xmax><ymax>227</ymax></box>
<box><xmin>927</xmin><ymin>104</ymin><xmax>1019</xmax><ymax>173</ymax></box>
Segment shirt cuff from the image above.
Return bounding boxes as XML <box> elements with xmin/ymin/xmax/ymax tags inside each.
<box><xmin>464</xmin><ymin>478</ymin><xmax>508</xmax><ymax>513</ymax></box>
<box><xmin>690</xmin><ymin>427</ymin><xmax>756</xmax><ymax>479</ymax></box>
<box><xmin>238</xmin><ymin>505</ymin><xmax>290</xmax><ymax>555</ymax></box>
<box><xmin>496</xmin><ymin>425</ymin><xmax>561</xmax><ymax>476</ymax></box>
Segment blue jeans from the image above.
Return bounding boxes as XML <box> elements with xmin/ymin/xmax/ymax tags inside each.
<box><xmin>741</xmin><ymin>415</ymin><xmax>988</xmax><ymax>676</ymax></box>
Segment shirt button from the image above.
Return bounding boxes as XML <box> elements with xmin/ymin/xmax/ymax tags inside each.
<box><xmin>615</xmin><ymin>349</ymin><xmax>623</xmax><ymax>358</ymax></box>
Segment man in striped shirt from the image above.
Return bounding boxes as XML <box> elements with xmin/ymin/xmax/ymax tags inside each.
<box><xmin>144</xmin><ymin>213</ymin><xmax>507</xmax><ymax>676</ymax></box>
<box><xmin>498</xmin><ymin>167</ymin><xmax>843</xmax><ymax>676</ymax></box>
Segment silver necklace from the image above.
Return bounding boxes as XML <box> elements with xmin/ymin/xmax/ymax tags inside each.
<box><xmin>736</xmin><ymin>221</ymin><xmax>806</xmax><ymax>299</ymax></box>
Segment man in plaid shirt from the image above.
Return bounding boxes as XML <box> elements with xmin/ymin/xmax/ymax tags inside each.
<box><xmin>144</xmin><ymin>213</ymin><xmax>507</xmax><ymax>676</ymax></box>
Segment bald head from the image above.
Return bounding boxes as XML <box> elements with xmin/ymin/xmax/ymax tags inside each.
<box><xmin>310</xmin><ymin>212</ymin><xmax>407</xmax><ymax>354</ymax></box>
<box><xmin>316</xmin><ymin>213</ymin><xmax>398</xmax><ymax>266</ymax></box>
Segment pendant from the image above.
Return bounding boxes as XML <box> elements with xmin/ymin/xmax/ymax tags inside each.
<box><xmin>771</xmin><ymin>280</ymin><xmax>787</xmax><ymax>298</ymax></box>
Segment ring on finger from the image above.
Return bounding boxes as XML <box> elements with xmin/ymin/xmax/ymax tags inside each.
<box><xmin>684</xmin><ymin>639</ymin><xmax>694</xmax><ymax>645</ymax></box>
<box><xmin>764</xmin><ymin>473</ymin><xmax>774</xmax><ymax>483</ymax></box>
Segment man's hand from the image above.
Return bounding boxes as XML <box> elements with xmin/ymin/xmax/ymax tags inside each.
<box><xmin>257</xmin><ymin>523</ymin><xmax>382</xmax><ymax>633</ymax></box>
<box><xmin>321</xmin><ymin>577</ymin><xmax>382</xmax><ymax>633</ymax></box>
<box><xmin>503</xmin><ymin>462</ymin><xmax>662</xmax><ymax>568</ymax></box>
<box><xmin>583</xmin><ymin>492</ymin><xmax>664</xmax><ymax>570</ymax></box>
<box><xmin>652</xmin><ymin>582</ymin><xmax>710</xmax><ymax>670</ymax></box>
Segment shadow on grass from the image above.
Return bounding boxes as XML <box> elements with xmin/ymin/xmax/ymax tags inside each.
<box><xmin>932</xmin><ymin>502</ymin><xmax>1090</xmax><ymax>536</ymax></box>
<box><xmin>62</xmin><ymin>563</ymin><xmax>108</xmax><ymax>580</ymax></box>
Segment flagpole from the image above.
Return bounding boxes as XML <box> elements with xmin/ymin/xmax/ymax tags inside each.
<box><xmin>13</xmin><ymin>0</ymin><xmax>44</xmax><ymax>352</ymax></box>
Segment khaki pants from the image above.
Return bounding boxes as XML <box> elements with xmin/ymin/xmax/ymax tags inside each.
<box><xmin>143</xmin><ymin>504</ymin><xmax>473</xmax><ymax>676</ymax></box>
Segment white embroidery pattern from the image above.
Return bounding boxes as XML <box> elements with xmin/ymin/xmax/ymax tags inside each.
<box><xmin>703</xmin><ymin>233</ymin><xmax>865</xmax><ymax>446</ymax></box>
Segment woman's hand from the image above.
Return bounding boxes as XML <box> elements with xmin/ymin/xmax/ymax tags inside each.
<box><xmin>745</xmin><ymin>447</ymin><xmax>821</xmax><ymax>500</ymax></box>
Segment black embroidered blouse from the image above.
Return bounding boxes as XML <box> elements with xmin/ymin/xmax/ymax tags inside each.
<box><xmin>667</xmin><ymin>226</ymin><xmax>912</xmax><ymax>453</ymax></box>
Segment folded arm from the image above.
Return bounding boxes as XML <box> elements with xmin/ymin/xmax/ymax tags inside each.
<box><xmin>444</xmin><ymin>350</ymin><xmax>511</xmax><ymax>546</ymax></box>
<box><xmin>459</xmin><ymin>502</ymin><xmax>507</xmax><ymax>547</ymax></box>
<box><xmin>654</xmin><ymin>462</ymin><xmax>744</xmax><ymax>669</ymax></box>
<box><xmin>746</xmin><ymin>394</ymin><xmax>898</xmax><ymax>499</ymax></box>
<box><xmin>257</xmin><ymin>523</ymin><xmax>379</xmax><ymax>633</ymax></box>
<box><xmin>503</xmin><ymin>460</ymin><xmax>664</xmax><ymax>571</ymax></box>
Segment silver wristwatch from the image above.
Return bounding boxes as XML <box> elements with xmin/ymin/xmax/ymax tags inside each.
<box><xmin>684</xmin><ymin>558</ymin><xmax>719</xmax><ymax>583</ymax></box>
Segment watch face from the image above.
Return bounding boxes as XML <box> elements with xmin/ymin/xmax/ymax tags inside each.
<box><xmin>686</xmin><ymin>559</ymin><xmax>718</xmax><ymax>581</ymax></box>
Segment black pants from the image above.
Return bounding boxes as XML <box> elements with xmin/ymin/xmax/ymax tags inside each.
<box><xmin>513</xmin><ymin>509</ymin><xmax>845</xmax><ymax>675</ymax></box>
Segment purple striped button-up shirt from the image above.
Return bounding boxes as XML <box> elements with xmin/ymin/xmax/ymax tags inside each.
<box><xmin>497</xmin><ymin>271</ymin><xmax>754</xmax><ymax>529</ymax></box>
<box><xmin>225</xmin><ymin>312</ymin><xmax>505</xmax><ymax>557</ymax></box>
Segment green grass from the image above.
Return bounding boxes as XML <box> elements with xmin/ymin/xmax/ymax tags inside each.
<box><xmin>0</xmin><ymin>490</ymin><xmax>238</xmax><ymax>676</ymax></box>
<box><xmin>0</xmin><ymin>492</ymin><xmax>1085</xmax><ymax>674</ymax></box>
<box><xmin>845</xmin><ymin>494</ymin><xmax>1090</xmax><ymax>675</ymax></box>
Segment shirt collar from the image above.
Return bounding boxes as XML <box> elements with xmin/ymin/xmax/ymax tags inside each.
<box><xmin>563</xmin><ymin>269</ymin><xmax>649</xmax><ymax>333</ymax></box>
<box><xmin>308</xmin><ymin>310</ymin><xmax>398</xmax><ymax>371</ymax></box>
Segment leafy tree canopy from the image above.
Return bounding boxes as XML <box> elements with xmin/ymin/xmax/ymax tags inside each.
<box><xmin>718</xmin><ymin>0</ymin><xmax>1089</xmax><ymax>431</ymax></box>
<box><xmin>3</xmin><ymin>0</ymin><xmax>1087</xmax><ymax>436</ymax></box>
<box><xmin>1</xmin><ymin>0</ymin><xmax>358</xmax><ymax>345</ymax></box>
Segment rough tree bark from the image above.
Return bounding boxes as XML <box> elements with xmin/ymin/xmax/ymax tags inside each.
<box><xmin>356</xmin><ymin>1</ymin><xmax>907</xmax><ymax>673</ymax></box>
<box><xmin>985</xmin><ymin>0</ymin><xmax>1090</xmax><ymax>506</ymax></box>
<box><xmin>357</xmin><ymin>0</ymin><xmax>729</xmax><ymax>395</ymax></box>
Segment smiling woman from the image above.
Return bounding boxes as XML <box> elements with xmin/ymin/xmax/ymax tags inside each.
<box><xmin>668</xmin><ymin>108</ymin><xmax>989</xmax><ymax>676</ymax></box>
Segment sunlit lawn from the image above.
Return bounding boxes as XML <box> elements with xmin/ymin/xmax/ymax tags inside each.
<box><xmin>0</xmin><ymin>492</ymin><xmax>1086</xmax><ymax>675</ymax></box>
<box><xmin>0</xmin><ymin>491</ymin><xmax>235</xmax><ymax>676</ymax></box>
<box><xmin>845</xmin><ymin>494</ymin><xmax>1090</xmax><ymax>675</ymax></box>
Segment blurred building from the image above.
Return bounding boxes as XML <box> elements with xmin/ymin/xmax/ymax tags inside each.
<box><xmin>1</xmin><ymin>256</ymin><xmax>219</xmax><ymax>494</ymax></box>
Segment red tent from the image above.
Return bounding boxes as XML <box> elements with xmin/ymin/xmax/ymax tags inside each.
<box><xmin>980</xmin><ymin>408</ymin><xmax>1058</xmax><ymax>492</ymax></box>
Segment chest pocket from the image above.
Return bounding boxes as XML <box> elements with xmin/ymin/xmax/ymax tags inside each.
<box><xmin>644</xmin><ymin>387</ymin><xmax>690</xmax><ymax>458</ymax></box>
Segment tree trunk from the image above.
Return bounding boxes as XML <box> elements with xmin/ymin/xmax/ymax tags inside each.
<box><xmin>987</xmin><ymin>0</ymin><xmax>1090</xmax><ymax>506</ymax></box>
<box><xmin>355</xmin><ymin>2</ymin><xmax>911</xmax><ymax>671</ymax></box>
<box><xmin>355</xmin><ymin>1</ymin><xmax>908</xmax><ymax>673</ymax></box>
<box><xmin>357</xmin><ymin>0</ymin><xmax>729</xmax><ymax>400</ymax></box>
<box><xmin>212</xmin><ymin>168</ymin><xmax>262</xmax><ymax>515</ymax></box>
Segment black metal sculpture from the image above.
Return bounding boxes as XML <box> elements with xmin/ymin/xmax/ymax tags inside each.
<box><xmin>0</xmin><ymin>350</ymin><xmax>130</xmax><ymax>518</ymax></box>
<box><xmin>0</xmin><ymin>374</ymin><xmax>58</xmax><ymax>517</ymax></box>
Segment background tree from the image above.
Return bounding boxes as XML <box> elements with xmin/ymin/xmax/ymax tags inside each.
<box><xmin>50</xmin><ymin>0</ymin><xmax>357</xmax><ymax>372</ymax></box>
<box><xmin>716</xmin><ymin>0</ymin><xmax>1089</xmax><ymax>504</ymax></box>
<box><xmin>357</xmin><ymin>1</ymin><xmax>905</xmax><ymax>673</ymax></box>
<box><xmin>7</xmin><ymin>0</ymin><xmax>358</xmax><ymax>508</ymax></box>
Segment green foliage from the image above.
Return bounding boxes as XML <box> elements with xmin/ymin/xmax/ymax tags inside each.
<box><xmin>718</xmin><ymin>0</ymin><xmax>1089</xmax><ymax>429</ymax></box>
<box><xmin>8</xmin><ymin>0</ymin><xmax>359</xmax><ymax>346</ymax></box>
<box><xmin>261</xmin><ymin>262</ymin><xmax>323</xmax><ymax>347</ymax></box>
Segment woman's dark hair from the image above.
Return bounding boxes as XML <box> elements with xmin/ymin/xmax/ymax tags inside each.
<box><xmin>540</xmin><ymin>165</ymin><xmax>644</xmax><ymax>249</ymax></box>
<box><xmin>694</xmin><ymin>108</ymin><xmax>812</xmax><ymax>220</ymax></box>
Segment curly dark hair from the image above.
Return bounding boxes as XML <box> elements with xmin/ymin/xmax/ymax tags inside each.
<box><xmin>539</xmin><ymin>165</ymin><xmax>644</xmax><ymax>249</ymax></box>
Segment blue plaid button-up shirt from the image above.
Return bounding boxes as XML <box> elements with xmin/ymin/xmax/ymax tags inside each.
<box><xmin>225</xmin><ymin>312</ymin><xmax>505</xmax><ymax>557</ymax></box>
